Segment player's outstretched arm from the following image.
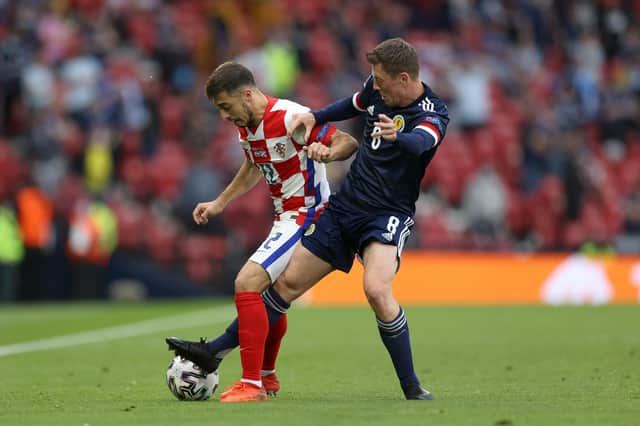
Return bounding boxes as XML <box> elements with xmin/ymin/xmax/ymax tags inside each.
<box><xmin>374</xmin><ymin>113</ymin><xmax>446</xmax><ymax>156</ymax></box>
<box><xmin>329</xmin><ymin>129</ymin><xmax>359</xmax><ymax>160</ymax></box>
<box><xmin>192</xmin><ymin>158</ymin><xmax>262</xmax><ymax>225</ymax></box>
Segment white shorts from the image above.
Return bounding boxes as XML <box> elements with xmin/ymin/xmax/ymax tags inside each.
<box><xmin>249</xmin><ymin>212</ymin><xmax>303</xmax><ymax>283</ymax></box>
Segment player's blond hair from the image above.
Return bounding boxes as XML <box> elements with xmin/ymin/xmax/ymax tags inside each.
<box><xmin>366</xmin><ymin>38</ymin><xmax>420</xmax><ymax>79</ymax></box>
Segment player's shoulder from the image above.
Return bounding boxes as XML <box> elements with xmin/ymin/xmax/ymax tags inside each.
<box><xmin>270</xmin><ymin>98</ymin><xmax>310</xmax><ymax>116</ymax></box>
<box><xmin>358</xmin><ymin>75</ymin><xmax>377</xmax><ymax>102</ymax></box>
<box><xmin>403</xmin><ymin>85</ymin><xmax>449</xmax><ymax>121</ymax></box>
<box><xmin>421</xmin><ymin>84</ymin><xmax>448</xmax><ymax>115</ymax></box>
<box><xmin>362</xmin><ymin>74</ymin><xmax>374</xmax><ymax>90</ymax></box>
<box><xmin>401</xmin><ymin>85</ymin><xmax>449</xmax><ymax>134</ymax></box>
<box><xmin>270</xmin><ymin>98</ymin><xmax>311</xmax><ymax>127</ymax></box>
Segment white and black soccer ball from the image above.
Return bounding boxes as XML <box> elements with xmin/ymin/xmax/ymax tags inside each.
<box><xmin>166</xmin><ymin>356</ymin><xmax>219</xmax><ymax>401</ymax></box>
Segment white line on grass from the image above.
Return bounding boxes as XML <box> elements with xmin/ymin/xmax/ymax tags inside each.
<box><xmin>0</xmin><ymin>304</ymin><xmax>236</xmax><ymax>358</ymax></box>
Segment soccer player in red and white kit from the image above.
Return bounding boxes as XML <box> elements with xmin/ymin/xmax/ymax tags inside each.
<box><xmin>167</xmin><ymin>62</ymin><xmax>358</xmax><ymax>402</ymax></box>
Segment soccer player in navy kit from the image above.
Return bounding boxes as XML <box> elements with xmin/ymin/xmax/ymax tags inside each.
<box><xmin>169</xmin><ymin>38</ymin><xmax>448</xmax><ymax>402</ymax></box>
<box><xmin>258</xmin><ymin>37</ymin><xmax>450</xmax><ymax>400</ymax></box>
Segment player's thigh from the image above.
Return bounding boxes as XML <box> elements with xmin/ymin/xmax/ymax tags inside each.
<box><xmin>241</xmin><ymin>218</ymin><xmax>301</xmax><ymax>291</ymax></box>
<box><xmin>357</xmin><ymin>212</ymin><xmax>413</xmax><ymax>274</ymax></box>
<box><xmin>361</xmin><ymin>241</ymin><xmax>397</xmax><ymax>295</ymax></box>
<box><xmin>301</xmin><ymin>206</ymin><xmax>356</xmax><ymax>273</ymax></box>
<box><xmin>275</xmin><ymin>243</ymin><xmax>334</xmax><ymax>303</ymax></box>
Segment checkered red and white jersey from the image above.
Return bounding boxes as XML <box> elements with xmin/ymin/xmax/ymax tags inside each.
<box><xmin>238</xmin><ymin>96</ymin><xmax>337</xmax><ymax>225</ymax></box>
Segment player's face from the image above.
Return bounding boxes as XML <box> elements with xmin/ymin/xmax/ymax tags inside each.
<box><xmin>371</xmin><ymin>64</ymin><xmax>404</xmax><ymax>107</ymax></box>
<box><xmin>213</xmin><ymin>90</ymin><xmax>256</xmax><ymax>128</ymax></box>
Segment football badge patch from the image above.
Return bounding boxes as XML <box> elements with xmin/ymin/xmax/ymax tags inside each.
<box><xmin>392</xmin><ymin>115</ymin><xmax>405</xmax><ymax>132</ymax></box>
<box><xmin>274</xmin><ymin>142</ymin><xmax>287</xmax><ymax>158</ymax></box>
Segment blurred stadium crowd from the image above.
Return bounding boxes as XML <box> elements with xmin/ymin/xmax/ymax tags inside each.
<box><xmin>1</xmin><ymin>0</ymin><xmax>640</xmax><ymax>301</ymax></box>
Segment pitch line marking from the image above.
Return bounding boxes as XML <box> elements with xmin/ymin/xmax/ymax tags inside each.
<box><xmin>0</xmin><ymin>304</ymin><xmax>236</xmax><ymax>358</ymax></box>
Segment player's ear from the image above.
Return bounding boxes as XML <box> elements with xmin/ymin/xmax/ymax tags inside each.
<box><xmin>399</xmin><ymin>72</ymin><xmax>410</xmax><ymax>85</ymax></box>
<box><xmin>242</xmin><ymin>88</ymin><xmax>253</xmax><ymax>102</ymax></box>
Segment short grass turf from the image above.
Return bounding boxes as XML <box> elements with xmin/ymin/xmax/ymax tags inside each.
<box><xmin>0</xmin><ymin>301</ymin><xmax>638</xmax><ymax>426</ymax></box>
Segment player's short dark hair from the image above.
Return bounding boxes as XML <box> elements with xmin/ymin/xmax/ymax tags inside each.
<box><xmin>205</xmin><ymin>62</ymin><xmax>256</xmax><ymax>99</ymax></box>
<box><xmin>366</xmin><ymin>38</ymin><xmax>420</xmax><ymax>79</ymax></box>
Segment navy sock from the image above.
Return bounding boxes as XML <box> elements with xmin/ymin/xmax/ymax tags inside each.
<box><xmin>206</xmin><ymin>319</ymin><xmax>239</xmax><ymax>357</ymax></box>
<box><xmin>262</xmin><ymin>286</ymin><xmax>290</xmax><ymax>324</ymax></box>
<box><xmin>377</xmin><ymin>307</ymin><xmax>419</xmax><ymax>386</ymax></box>
<box><xmin>206</xmin><ymin>287</ymin><xmax>290</xmax><ymax>357</ymax></box>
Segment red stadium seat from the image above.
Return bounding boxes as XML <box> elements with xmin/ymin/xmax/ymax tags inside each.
<box><xmin>148</xmin><ymin>142</ymin><xmax>188</xmax><ymax>201</ymax></box>
<box><xmin>180</xmin><ymin>235</ymin><xmax>227</xmax><ymax>262</ymax></box>
<box><xmin>471</xmin><ymin>131</ymin><xmax>500</xmax><ymax>168</ymax></box>
<box><xmin>159</xmin><ymin>96</ymin><xmax>186</xmax><ymax>140</ymax></box>
<box><xmin>111</xmin><ymin>203</ymin><xmax>145</xmax><ymax>251</ymax></box>
<box><xmin>222</xmin><ymin>184</ymin><xmax>272</xmax><ymax>251</ymax></box>
<box><xmin>127</xmin><ymin>12</ymin><xmax>156</xmax><ymax>53</ymax></box>
<box><xmin>144</xmin><ymin>215</ymin><xmax>178</xmax><ymax>265</ymax></box>
<box><xmin>185</xmin><ymin>258</ymin><xmax>218</xmax><ymax>285</ymax></box>
<box><xmin>536</xmin><ymin>175</ymin><xmax>566</xmax><ymax>217</ymax></box>
<box><xmin>171</xmin><ymin>1</ymin><xmax>208</xmax><ymax>50</ymax></box>
<box><xmin>415</xmin><ymin>210</ymin><xmax>463</xmax><ymax>249</ymax></box>
<box><xmin>294</xmin><ymin>73</ymin><xmax>332</xmax><ymax>110</ymax></box>
<box><xmin>207</xmin><ymin>236</ymin><xmax>228</xmax><ymax>261</ymax></box>
<box><xmin>505</xmin><ymin>191</ymin><xmax>530</xmax><ymax>235</ymax></box>
<box><xmin>562</xmin><ymin>221</ymin><xmax>586</xmax><ymax>250</ymax></box>
<box><xmin>531</xmin><ymin>214</ymin><xmax>560</xmax><ymax>249</ymax></box>
<box><xmin>119</xmin><ymin>156</ymin><xmax>153</xmax><ymax>200</ymax></box>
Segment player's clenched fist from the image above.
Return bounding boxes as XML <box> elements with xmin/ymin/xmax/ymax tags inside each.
<box><xmin>192</xmin><ymin>200</ymin><xmax>225</xmax><ymax>225</ymax></box>
<box><xmin>304</xmin><ymin>142</ymin><xmax>332</xmax><ymax>163</ymax></box>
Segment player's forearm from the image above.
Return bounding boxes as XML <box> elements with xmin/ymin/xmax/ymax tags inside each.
<box><xmin>216</xmin><ymin>159</ymin><xmax>262</xmax><ymax>206</ymax></box>
<box><xmin>395</xmin><ymin>131</ymin><xmax>439</xmax><ymax>156</ymax></box>
<box><xmin>328</xmin><ymin>130</ymin><xmax>359</xmax><ymax>161</ymax></box>
<box><xmin>312</xmin><ymin>97</ymin><xmax>359</xmax><ymax>124</ymax></box>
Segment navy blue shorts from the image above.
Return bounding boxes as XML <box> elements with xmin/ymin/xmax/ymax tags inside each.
<box><xmin>301</xmin><ymin>202</ymin><xmax>414</xmax><ymax>273</ymax></box>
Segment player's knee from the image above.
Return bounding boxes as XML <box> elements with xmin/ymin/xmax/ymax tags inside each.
<box><xmin>234</xmin><ymin>271</ymin><xmax>267</xmax><ymax>293</ymax></box>
<box><xmin>234</xmin><ymin>275</ymin><xmax>251</xmax><ymax>292</ymax></box>
<box><xmin>364</xmin><ymin>282</ymin><xmax>392</xmax><ymax>307</ymax></box>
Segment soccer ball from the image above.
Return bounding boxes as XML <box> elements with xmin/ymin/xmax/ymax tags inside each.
<box><xmin>166</xmin><ymin>356</ymin><xmax>219</xmax><ymax>401</ymax></box>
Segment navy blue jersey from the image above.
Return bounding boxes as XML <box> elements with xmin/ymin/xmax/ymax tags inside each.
<box><xmin>329</xmin><ymin>76</ymin><xmax>449</xmax><ymax>217</ymax></box>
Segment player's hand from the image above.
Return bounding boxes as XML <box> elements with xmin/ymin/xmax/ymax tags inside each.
<box><xmin>304</xmin><ymin>142</ymin><xmax>331</xmax><ymax>163</ymax></box>
<box><xmin>287</xmin><ymin>112</ymin><xmax>316</xmax><ymax>142</ymax></box>
<box><xmin>373</xmin><ymin>114</ymin><xmax>398</xmax><ymax>142</ymax></box>
<box><xmin>192</xmin><ymin>200</ymin><xmax>224</xmax><ymax>225</ymax></box>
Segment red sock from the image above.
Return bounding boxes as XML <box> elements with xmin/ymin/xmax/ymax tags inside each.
<box><xmin>236</xmin><ymin>292</ymin><xmax>268</xmax><ymax>382</ymax></box>
<box><xmin>262</xmin><ymin>314</ymin><xmax>287</xmax><ymax>371</ymax></box>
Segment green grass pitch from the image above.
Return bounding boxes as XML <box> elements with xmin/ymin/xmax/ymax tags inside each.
<box><xmin>0</xmin><ymin>300</ymin><xmax>639</xmax><ymax>425</ymax></box>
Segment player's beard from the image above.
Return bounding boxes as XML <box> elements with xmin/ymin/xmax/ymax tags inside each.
<box><xmin>243</xmin><ymin>102</ymin><xmax>258</xmax><ymax>128</ymax></box>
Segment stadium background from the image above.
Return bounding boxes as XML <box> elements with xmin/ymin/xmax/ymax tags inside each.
<box><xmin>0</xmin><ymin>0</ymin><xmax>639</xmax><ymax>303</ymax></box>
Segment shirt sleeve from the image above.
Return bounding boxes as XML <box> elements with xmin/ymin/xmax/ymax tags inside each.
<box><xmin>313</xmin><ymin>76</ymin><xmax>374</xmax><ymax>124</ymax></box>
<box><xmin>308</xmin><ymin>123</ymin><xmax>337</xmax><ymax>146</ymax></box>
<box><xmin>396</xmin><ymin>115</ymin><xmax>447</xmax><ymax>156</ymax></box>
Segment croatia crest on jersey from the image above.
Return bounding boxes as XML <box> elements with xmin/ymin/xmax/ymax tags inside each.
<box><xmin>274</xmin><ymin>142</ymin><xmax>287</xmax><ymax>158</ymax></box>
